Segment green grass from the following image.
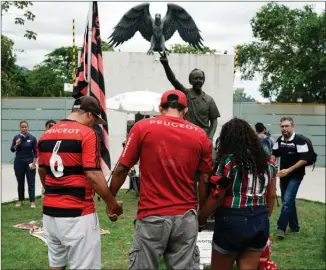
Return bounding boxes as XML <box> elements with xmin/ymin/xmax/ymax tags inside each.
<box><xmin>1</xmin><ymin>192</ymin><xmax>325</xmax><ymax>269</ymax></box>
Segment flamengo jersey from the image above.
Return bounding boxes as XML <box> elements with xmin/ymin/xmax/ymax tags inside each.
<box><xmin>37</xmin><ymin>119</ymin><xmax>102</xmax><ymax>217</ymax></box>
<box><xmin>211</xmin><ymin>155</ymin><xmax>276</xmax><ymax>208</ymax></box>
<box><xmin>119</xmin><ymin>115</ymin><xmax>212</xmax><ymax>219</ymax></box>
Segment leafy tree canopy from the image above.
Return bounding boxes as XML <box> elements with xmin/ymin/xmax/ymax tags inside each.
<box><xmin>233</xmin><ymin>88</ymin><xmax>256</xmax><ymax>102</ymax></box>
<box><xmin>169</xmin><ymin>44</ymin><xmax>217</xmax><ymax>54</ymax></box>
<box><xmin>237</xmin><ymin>3</ymin><xmax>326</xmax><ymax>103</ymax></box>
<box><xmin>1</xmin><ymin>1</ymin><xmax>37</xmax><ymax>40</ymax></box>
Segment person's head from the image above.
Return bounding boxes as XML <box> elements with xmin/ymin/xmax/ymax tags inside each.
<box><xmin>70</xmin><ymin>96</ymin><xmax>106</xmax><ymax>127</ymax></box>
<box><xmin>255</xmin><ymin>122</ymin><xmax>266</xmax><ymax>134</ymax></box>
<box><xmin>19</xmin><ymin>120</ymin><xmax>29</xmax><ymax>134</ymax></box>
<box><xmin>159</xmin><ymin>89</ymin><xmax>188</xmax><ymax>118</ymax></box>
<box><xmin>45</xmin><ymin>120</ymin><xmax>56</xmax><ymax>130</ymax></box>
<box><xmin>280</xmin><ymin>116</ymin><xmax>294</xmax><ymax>138</ymax></box>
<box><xmin>216</xmin><ymin>117</ymin><xmax>269</xmax><ymax>174</ymax></box>
<box><xmin>189</xmin><ymin>69</ymin><xmax>205</xmax><ymax>92</ymax></box>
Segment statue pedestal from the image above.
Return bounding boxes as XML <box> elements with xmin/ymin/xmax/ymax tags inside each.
<box><xmin>196</xmin><ymin>230</ymin><xmax>213</xmax><ymax>269</ymax></box>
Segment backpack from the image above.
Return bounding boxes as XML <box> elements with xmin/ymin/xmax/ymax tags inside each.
<box><xmin>260</xmin><ymin>136</ymin><xmax>273</xmax><ymax>157</ymax></box>
<box><xmin>296</xmin><ymin>134</ymin><xmax>318</xmax><ymax>170</ymax></box>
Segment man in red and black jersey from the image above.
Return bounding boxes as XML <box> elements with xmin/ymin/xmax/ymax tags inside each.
<box><xmin>110</xmin><ymin>90</ymin><xmax>212</xmax><ymax>270</ymax></box>
<box><xmin>37</xmin><ymin>96</ymin><xmax>122</xmax><ymax>269</ymax></box>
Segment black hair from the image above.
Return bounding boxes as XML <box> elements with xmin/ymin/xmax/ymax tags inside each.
<box><xmin>45</xmin><ymin>120</ymin><xmax>56</xmax><ymax>128</ymax></box>
<box><xmin>189</xmin><ymin>68</ymin><xmax>205</xmax><ymax>83</ymax></box>
<box><xmin>161</xmin><ymin>94</ymin><xmax>186</xmax><ymax>112</ymax></box>
<box><xmin>255</xmin><ymin>122</ymin><xmax>266</xmax><ymax>133</ymax></box>
<box><xmin>216</xmin><ymin>118</ymin><xmax>269</xmax><ymax>175</ymax></box>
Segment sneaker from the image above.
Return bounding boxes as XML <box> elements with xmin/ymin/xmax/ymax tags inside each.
<box><xmin>30</xmin><ymin>202</ymin><xmax>36</xmax><ymax>208</ymax></box>
<box><xmin>289</xmin><ymin>228</ymin><xmax>300</xmax><ymax>233</ymax></box>
<box><xmin>277</xmin><ymin>229</ymin><xmax>285</xmax><ymax>238</ymax></box>
<box><xmin>15</xmin><ymin>201</ymin><xmax>23</xmax><ymax>207</ymax></box>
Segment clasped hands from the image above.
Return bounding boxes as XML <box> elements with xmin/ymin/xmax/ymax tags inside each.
<box><xmin>106</xmin><ymin>201</ymin><xmax>123</xmax><ymax>222</ymax></box>
<box><xmin>278</xmin><ymin>168</ymin><xmax>291</xmax><ymax>178</ymax></box>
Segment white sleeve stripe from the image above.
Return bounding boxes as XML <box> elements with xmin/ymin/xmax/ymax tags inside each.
<box><xmin>297</xmin><ymin>143</ymin><xmax>309</xmax><ymax>153</ymax></box>
<box><xmin>272</xmin><ymin>142</ymin><xmax>279</xmax><ymax>150</ymax></box>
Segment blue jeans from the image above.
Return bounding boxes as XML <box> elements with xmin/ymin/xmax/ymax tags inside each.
<box><xmin>277</xmin><ymin>177</ymin><xmax>301</xmax><ymax>231</ymax></box>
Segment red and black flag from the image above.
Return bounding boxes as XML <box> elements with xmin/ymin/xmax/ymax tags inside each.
<box><xmin>73</xmin><ymin>1</ymin><xmax>111</xmax><ymax>174</ymax></box>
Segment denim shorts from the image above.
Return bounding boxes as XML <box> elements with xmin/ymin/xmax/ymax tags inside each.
<box><xmin>212</xmin><ymin>206</ymin><xmax>269</xmax><ymax>256</ymax></box>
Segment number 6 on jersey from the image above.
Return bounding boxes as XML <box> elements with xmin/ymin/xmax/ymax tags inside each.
<box><xmin>50</xmin><ymin>141</ymin><xmax>64</xmax><ymax>178</ymax></box>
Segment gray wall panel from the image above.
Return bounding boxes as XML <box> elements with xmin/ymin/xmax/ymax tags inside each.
<box><xmin>234</xmin><ymin>103</ymin><xmax>325</xmax><ymax>167</ymax></box>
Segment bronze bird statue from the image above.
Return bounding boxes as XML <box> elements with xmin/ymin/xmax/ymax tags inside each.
<box><xmin>108</xmin><ymin>3</ymin><xmax>204</xmax><ymax>55</ymax></box>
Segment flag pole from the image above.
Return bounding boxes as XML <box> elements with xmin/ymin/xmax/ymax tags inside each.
<box><xmin>72</xmin><ymin>19</ymin><xmax>76</xmax><ymax>84</ymax></box>
<box><xmin>87</xmin><ymin>1</ymin><xmax>93</xmax><ymax>96</ymax></box>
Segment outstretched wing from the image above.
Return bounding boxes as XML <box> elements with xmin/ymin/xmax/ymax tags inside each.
<box><xmin>163</xmin><ymin>3</ymin><xmax>204</xmax><ymax>49</ymax></box>
<box><xmin>108</xmin><ymin>3</ymin><xmax>153</xmax><ymax>47</ymax></box>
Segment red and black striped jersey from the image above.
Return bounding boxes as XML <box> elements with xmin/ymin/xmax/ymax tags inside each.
<box><xmin>37</xmin><ymin>119</ymin><xmax>101</xmax><ymax>217</ymax></box>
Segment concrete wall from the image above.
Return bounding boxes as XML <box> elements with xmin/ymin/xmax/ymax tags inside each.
<box><xmin>1</xmin><ymin>52</ymin><xmax>234</xmax><ymax>166</ymax></box>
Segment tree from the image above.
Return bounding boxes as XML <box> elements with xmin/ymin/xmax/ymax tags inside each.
<box><xmin>1</xmin><ymin>1</ymin><xmax>37</xmax><ymax>40</ymax></box>
<box><xmin>43</xmin><ymin>46</ymin><xmax>78</xmax><ymax>83</ymax></box>
<box><xmin>26</xmin><ymin>65</ymin><xmax>65</xmax><ymax>97</ymax></box>
<box><xmin>101</xmin><ymin>41</ymin><xmax>115</xmax><ymax>52</ymax></box>
<box><xmin>169</xmin><ymin>44</ymin><xmax>217</xmax><ymax>54</ymax></box>
<box><xmin>1</xmin><ymin>35</ymin><xmax>27</xmax><ymax>96</ymax></box>
<box><xmin>237</xmin><ymin>3</ymin><xmax>326</xmax><ymax>103</ymax></box>
<box><xmin>1</xmin><ymin>35</ymin><xmax>16</xmax><ymax>73</ymax></box>
<box><xmin>43</xmin><ymin>42</ymin><xmax>114</xmax><ymax>84</ymax></box>
<box><xmin>233</xmin><ymin>88</ymin><xmax>256</xmax><ymax>102</ymax></box>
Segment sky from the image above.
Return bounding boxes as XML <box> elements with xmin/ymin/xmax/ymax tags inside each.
<box><xmin>2</xmin><ymin>1</ymin><xmax>325</xmax><ymax>101</ymax></box>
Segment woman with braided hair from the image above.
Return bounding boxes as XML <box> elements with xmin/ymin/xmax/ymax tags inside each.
<box><xmin>198</xmin><ymin>118</ymin><xmax>277</xmax><ymax>270</ymax></box>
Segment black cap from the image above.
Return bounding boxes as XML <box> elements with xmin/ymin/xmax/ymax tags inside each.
<box><xmin>72</xmin><ymin>96</ymin><xmax>106</xmax><ymax>125</ymax></box>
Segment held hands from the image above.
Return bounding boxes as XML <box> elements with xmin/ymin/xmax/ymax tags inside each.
<box><xmin>278</xmin><ymin>168</ymin><xmax>291</xmax><ymax>178</ymax></box>
<box><xmin>16</xmin><ymin>138</ymin><xmax>22</xmax><ymax>145</ymax></box>
<box><xmin>106</xmin><ymin>200</ymin><xmax>123</xmax><ymax>222</ymax></box>
<box><xmin>29</xmin><ymin>163</ymin><xmax>36</xmax><ymax>170</ymax></box>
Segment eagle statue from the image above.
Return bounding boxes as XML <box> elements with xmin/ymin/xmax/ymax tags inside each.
<box><xmin>108</xmin><ymin>3</ymin><xmax>204</xmax><ymax>55</ymax></box>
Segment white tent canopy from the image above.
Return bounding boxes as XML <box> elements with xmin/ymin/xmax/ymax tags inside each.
<box><xmin>106</xmin><ymin>90</ymin><xmax>161</xmax><ymax>115</ymax></box>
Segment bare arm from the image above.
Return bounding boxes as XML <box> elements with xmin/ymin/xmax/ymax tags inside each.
<box><xmin>198</xmin><ymin>189</ymin><xmax>227</xmax><ymax>225</ymax></box>
<box><xmin>109</xmin><ymin>164</ymin><xmax>130</xmax><ymax>197</ymax></box>
<box><xmin>82</xmin><ymin>130</ymin><xmax>121</xmax><ymax>216</ymax></box>
<box><xmin>266</xmin><ymin>177</ymin><xmax>277</xmax><ymax>217</ymax></box>
<box><xmin>287</xmin><ymin>160</ymin><xmax>307</xmax><ymax>172</ymax></box>
<box><xmin>198</xmin><ymin>172</ymin><xmax>210</xmax><ymax>210</ymax></box>
<box><xmin>160</xmin><ymin>54</ymin><xmax>188</xmax><ymax>94</ymax></box>
<box><xmin>38</xmin><ymin>167</ymin><xmax>46</xmax><ymax>187</ymax></box>
<box><xmin>85</xmin><ymin>170</ymin><xmax>120</xmax><ymax>210</ymax></box>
